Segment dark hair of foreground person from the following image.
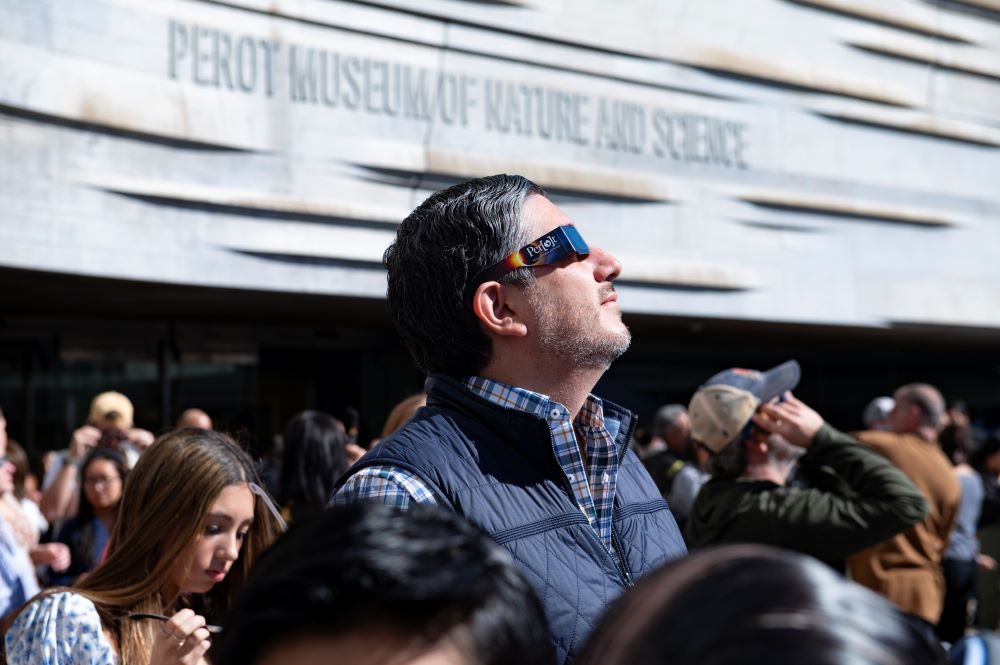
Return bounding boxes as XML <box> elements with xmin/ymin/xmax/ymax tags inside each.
<box><xmin>215</xmin><ymin>503</ymin><xmax>555</xmax><ymax>665</ymax></box>
<box><xmin>576</xmin><ymin>544</ymin><xmax>947</xmax><ymax>665</ymax></box>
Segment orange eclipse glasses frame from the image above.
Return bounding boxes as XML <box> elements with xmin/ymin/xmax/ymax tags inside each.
<box><xmin>471</xmin><ymin>225</ymin><xmax>590</xmax><ymax>291</ymax></box>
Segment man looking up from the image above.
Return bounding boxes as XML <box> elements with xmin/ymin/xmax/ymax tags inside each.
<box><xmin>333</xmin><ymin>174</ymin><xmax>686</xmax><ymax>664</ymax></box>
<box><xmin>848</xmin><ymin>383</ymin><xmax>961</xmax><ymax>639</ymax></box>
<box><xmin>685</xmin><ymin>361</ymin><xmax>928</xmax><ymax>571</ymax></box>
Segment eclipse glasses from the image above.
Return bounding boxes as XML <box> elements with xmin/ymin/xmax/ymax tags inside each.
<box><xmin>473</xmin><ymin>225</ymin><xmax>590</xmax><ymax>288</ymax></box>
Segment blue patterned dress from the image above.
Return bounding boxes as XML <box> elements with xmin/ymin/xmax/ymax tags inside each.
<box><xmin>5</xmin><ymin>592</ymin><xmax>117</xmax><ymax>664</ymax></box>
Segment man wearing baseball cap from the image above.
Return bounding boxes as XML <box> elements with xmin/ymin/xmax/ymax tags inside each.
<box><xmin>39</xmin><ymin>391</ymin><xmax>155</xmax><ymax>523</ymax></box>
<box><xmin>685</xmin><ymin>360</ymin><xmax>929</xmax><ymax>570</ymax></box>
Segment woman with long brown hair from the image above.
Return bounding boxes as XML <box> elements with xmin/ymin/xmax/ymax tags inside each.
<box><xmin>3</xmin><ymin>428</ymin><xmax>281</xmax><ymax>665</ymax></box>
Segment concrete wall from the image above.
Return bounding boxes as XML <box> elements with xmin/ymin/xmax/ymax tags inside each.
<box><xmin>2</xmin><ymin>0</ymin><xmax>999</xmax><ymax>330</ymax></box>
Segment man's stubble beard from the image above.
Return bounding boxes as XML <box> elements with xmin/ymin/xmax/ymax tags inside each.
<box><xmin>528</xmin><ymin>283</ymin><xmax>632</xmax><ymax>370</ymax></box>
<box><xmin>766</xmin><ymin>433</ymin><xmax>806</xmax><ymax>474</ymax></box>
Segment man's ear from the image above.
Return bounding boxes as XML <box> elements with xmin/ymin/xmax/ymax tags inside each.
<box><xmin>744</xmin><ymin>437</ymin><xmax>769</xmax><ymax>461</ymax></box>
<box><xmin>471</xmin><ymin>281</ymin><xmax>529</xmax><ymax>338</ymax></box>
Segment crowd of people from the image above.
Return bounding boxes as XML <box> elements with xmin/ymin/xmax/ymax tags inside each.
<box><xmin>0</xmin><ymin>174</ymin><xmax>997</xmax><ymax>664</ymax></box>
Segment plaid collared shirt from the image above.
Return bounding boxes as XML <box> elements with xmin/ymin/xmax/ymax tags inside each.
<box><xmin>332</xmin><ymin>376</ymin><xmax>622</xmax><ymax>551</ymax></box>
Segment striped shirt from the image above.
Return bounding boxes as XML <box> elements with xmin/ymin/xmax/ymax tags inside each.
<box><xmin>332</xmin><ymin>376</ymin><xmax>622</xmax><ymax>551</ymax></box>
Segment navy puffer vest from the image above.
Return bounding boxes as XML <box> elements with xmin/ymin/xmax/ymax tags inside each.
<box><xmin>337</xmin><ymin>375</ymin><xmax>687</xmax><ymax>663</ymax></box>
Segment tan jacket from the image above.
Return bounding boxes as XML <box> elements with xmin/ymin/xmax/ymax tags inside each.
<box><xmin>847</xmin><ymin>431</ymin><xmax>961</xmax><ymax>623</ymax></box>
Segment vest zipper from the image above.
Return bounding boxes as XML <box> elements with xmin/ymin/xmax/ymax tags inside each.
<box><xmin>547</xmin><ymin>426</ymin><xmax>634</xmax><ymax>589</ymax></box>
<box><xmin>612</xmin><ymin>410</ymin><xmax>639</xmax><ymax>587</ymax></box>
<box><xmin>611</xmin><ymin>527</ymin><xmax>634</xmax><ymax>587</ymax></box>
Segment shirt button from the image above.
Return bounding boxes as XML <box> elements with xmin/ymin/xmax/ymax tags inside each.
<box><xmin>550</xmin><ymin>408</ymin><xmax>562</xmax><ymax>419</ymax></box>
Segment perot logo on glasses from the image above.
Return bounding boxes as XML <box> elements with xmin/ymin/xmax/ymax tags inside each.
<box><xmin>524</xmin><ymin>235</ymin><xmax>562</xmax><ymax>262</ymax></box>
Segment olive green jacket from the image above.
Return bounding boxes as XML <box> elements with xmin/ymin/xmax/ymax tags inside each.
<box><xmin>686</xmin><ymin>424</ymin><xmax>929</xmax><ymax>568</ymax></box>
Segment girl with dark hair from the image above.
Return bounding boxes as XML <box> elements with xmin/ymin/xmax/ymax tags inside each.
<box><xmin>277</xmin><ymin>410</ymin><xmax>348</xmax><ymax>524</ymax></box>
<box><xmin>937</xmin><ymin>424</ymin><xmax>993</xmax><ymax>642</ymax></box>
<box><xmin>48</xmin><ymin>447</ymin><xmax>128</xmax><ymax>586</ymax></box>
<box><xmin>3</xmin><ymin>428</ymin><xmax>282</xmax><ymax>665</ymax></box>
<box><xmin>577</xmin><ymin>545</ymin><xmax>946</xmax><ymax>665</ymax></box>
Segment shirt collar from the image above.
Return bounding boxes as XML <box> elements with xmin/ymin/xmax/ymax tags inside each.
<box><xmin>462</xmin><ymin>375</ymin><xmax>606</xmax><ymax>430</ymax></box>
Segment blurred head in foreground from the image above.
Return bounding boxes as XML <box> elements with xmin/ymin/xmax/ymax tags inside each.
<box><xmin>216</xmin><ymin>503</ymin><xmax>555</xmax><ymax>665</ymax></box>
<box><xmin>577</xmin><ymin>544</ymin><xmax>945</xmax><ymax>665</ymax></box>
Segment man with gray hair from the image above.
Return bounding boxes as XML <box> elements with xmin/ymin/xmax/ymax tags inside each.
<box><xmin>640</xmin><ymin>404</ymin><xmax>707</xmax><ymax>532</ymax></box>
<box><xmin>863</xmin><ymin>395</ymin><xmax>895</xmax><ymax>431</ymax></box>
<box><xmin>685</xmin><ymin>361</ymin><xmax>929</xmax><ymax>571</ymax></box>
<box><xmin>848</xmin><ymin>382</ymin><xmax>961</xmax><ymax>636</ymax></box>
<box><xmin>651</xmin><ymin>404</ymin><xmax>690</xmax><ymax>456</ymax></box>
<box><xmin>332</xmin><ymin>174</ymin><xmax>686</xmax><ymax>664</ymax></box>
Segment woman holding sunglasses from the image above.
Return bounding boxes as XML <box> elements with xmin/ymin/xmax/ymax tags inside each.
<box><xmin>3</xmin><ymin>428</ymin><xmax>281</xmax><ymax>665</ymax></box>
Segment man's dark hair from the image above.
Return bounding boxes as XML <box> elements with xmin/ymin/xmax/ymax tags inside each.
<box><xmin>384</xmin><ymin>174</ymin><xmax>545</xmax><ymax>377</ymax></box>
<box><xmin>214</xmin><ymin>504</ymin><xmax>555</xmax><ymax>665</ymax></box>
<box><xmin>577</xmin><ymin>545</ymin><xmax>946</xmax><ymax>665</ymax></box>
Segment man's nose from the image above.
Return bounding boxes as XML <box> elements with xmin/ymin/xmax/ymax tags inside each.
<box><xmin>587</xmin><ymin>245</ymin><xmax>622</xmax><ymax>282</ymax></box>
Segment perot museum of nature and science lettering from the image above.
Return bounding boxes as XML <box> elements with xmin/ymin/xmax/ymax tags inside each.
<box><xmin>1</xmin><ymin>0</ymin><xmax>999</xmax><ymax>449</ymax></box>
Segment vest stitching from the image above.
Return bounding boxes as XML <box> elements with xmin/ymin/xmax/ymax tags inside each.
<box><xmin>613</xmin><ymin>499</ymin><xmax>671</xmax><ymax>521</ymax></box>
<box><xmin>491</xmin><ymin>512</ymin><xmax>590</xmax><ymax>546</ymax></box>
